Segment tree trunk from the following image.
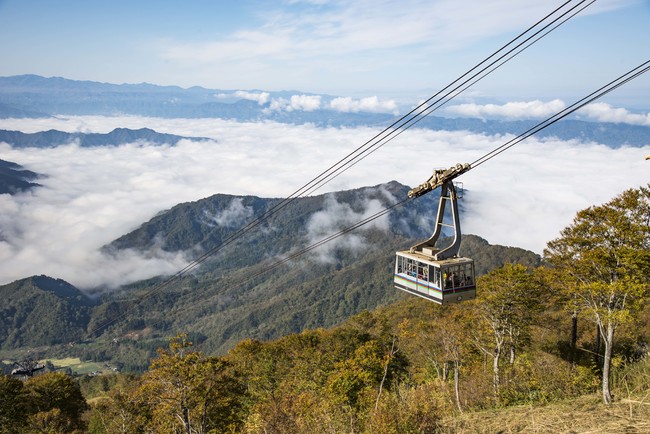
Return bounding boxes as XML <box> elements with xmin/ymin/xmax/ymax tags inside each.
<box><xmin>375</xmin><ymin>338</ymin><xmax>397</xmax><ymax>411</ymax></box>
<box><xmin>601</xmin><ymin>323</ymin><xmax>614</xmax><ymax>405</ymax></box>
<box><xmin>594</xmin><ymin>325</ymin><xmax>602</xmax><ymax>369</ymax></box>
<box><xmin>570</xmin><ymin>312</ymin><xmax>578</xmax><ymax>364</ymax></box>
<box><xmin>492</xmin><ymin>346</ymin><xmax>501</xmax><ymax>397</ymax></box>
<box><xmin>182</xmin><ymin>407</ymin><xmax>191</xmax><ymax>434</ymax></box>
<box><xmin>453</xmin><ymin>360</ymin><xmax>462</xmax><ymax>413</ymax></box>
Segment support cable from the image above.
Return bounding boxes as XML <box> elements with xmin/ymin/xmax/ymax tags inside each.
<box><xmin>84</xmin><ymin>0</ymin><xmax>595</xmax><ymax>338</ymax></box>
<box><xmin>171</xmin><ymin>59</ymin><xmax>650</xmax><ymax>325</ymax></box>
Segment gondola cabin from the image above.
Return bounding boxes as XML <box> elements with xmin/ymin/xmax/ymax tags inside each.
<box><xmin>394</xmin><ymin>248</ymin><xmax>475</xmax><ymax>304</ymax></box>
<box><xmin>396</xmin><ymin>164</ymin><xmax>476</xmax><ymax>305</ymax></box>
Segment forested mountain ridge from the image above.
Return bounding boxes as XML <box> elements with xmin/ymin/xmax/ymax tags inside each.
<box><xmin>0</xmin><ymin>158</ymin><xmax>41</xmax><ymax>194</ymax></box>
<box><xmin>0</xmin><ymin>181</ymin><xmax>540</xmax><ymax>368</ymax></box>
<box><xmin>0</xmin><ymin>275</ymin><xmax>94</xmax><ymax>349</ymax></box>
<box><xmin>2</xmin><ymin>185</ymin><xmax>648</xmax><ymax>433</ymax></box>
<box><xmin>0</xmin><ymin>127</ymin><xmax>208</xmax><ymax>149</ymax></box>
<box><xmin>1</xmin><ymin>74</ymin><xmax>649</xmax><ymax>147</ymax></box>
<box><xmin>97</xmin><ymin>181</ymin><xmax>537</xmax><ymax>358</ymax></box>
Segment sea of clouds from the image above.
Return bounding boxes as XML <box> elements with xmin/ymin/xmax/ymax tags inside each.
<box><xmin>0</xmin><ymin>114</ymin><xmax>648</xmax><ymax>290</ymax></box>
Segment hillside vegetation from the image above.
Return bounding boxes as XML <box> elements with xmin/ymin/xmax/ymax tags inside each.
<box><xmin>0</xmin><ymin>182</ymin><xmax>540</xmax><ymax>371</ymax></box>
<box><xmin>0</xmin><ymin>184</ymin><xmax>648</xmax><ymax>433</ymax></box>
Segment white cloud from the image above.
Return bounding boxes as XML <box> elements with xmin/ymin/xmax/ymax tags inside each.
<box><xmin>305</xmin><ymin>192</ymin><xmax>390</xmax><ymax>263</ymax></box>
<box><xmin>261</xmin><ymin>93</ymin><xmax>398</xmax><ymax>114</ymax></box>
<box><xmin>215</xmin><ymin>90</ymin><xmax>271</xmax><ymax>105</ymax></box>
<box><xmin>203</xmin><ymin>198</ymin><xmax>254</xmax><ymax>228</ymax></box>
<box><xmin>161</xmin><ymin>1</ymin><xmax>621</xmax><ymax>66</ymax></box>
<box><xmin>0</xmin><ymin>115</ymin><xmax>648</xmax><ymax>291</ymax></box>
<box><xmin>577</xmin><ymin>102</ymin><xmax>650</xmax><ymax>126</ymax></box>
<box><xmin>156</xmin><ymin>0</ymin><xmax>599</xmax><ymax>92</ymax></box>
<box><xmin>289</xmin><ymin>94</ymin><xmax>322</xmax><ymax>111</ymax></box>
<box><xmin>265</xmin><ymin>94</ymin><xmax>322</xmax><ymax>112</ymax></box>
<box><xmin>444</xmin><ymin>99</ymin><xmax>566</xmax><ymax>119</ymax></box>
<box><xmin>329</xmin><ymin>96</ymin><xmax>398</xmax><ymax>114</ymax></box>
<box><xmin>446</xmin><ymin>100</ymin><xmax>650</xmax><ymax>126</ymax></box>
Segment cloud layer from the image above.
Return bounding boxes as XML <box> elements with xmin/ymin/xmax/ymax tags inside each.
<box><xmin>444</xmin><ymin>99</ymin><xmax>566</xmax><ymax>119</ymax></box>
<box><xmin>0</xmin><ymin>115</ymin><xmax>648</xmax><ymax>290</ymax></box>
<box><xmin>155</xmin><ymin>0</ymin><xmax>641</xmax><ymax>94</ymax></box>
<box><xmin>444</xmin><ymin>100</ymin><xmax>650</xmax><ymax>124</ymax></box>
<box><xmin>305</xmin><ymin>190</ymin><xmax>393</xmax><ymax>263</ymax></box>
<box><xmin>214</xmin><ymin>90</ymin><xmax>399</xmax><ymax>114</ymax></box>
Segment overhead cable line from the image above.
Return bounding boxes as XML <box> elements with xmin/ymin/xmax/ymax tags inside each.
<box><xmin>282</xmin><ymin>0</ymin><xmax>594</xmax><ymax>197</ymax></box>
<box><xmin>90</xmin><ymin>56</ymin><xmax>649</xmax><ymax>340</ymax></box>
<box><xmin>470</xmin><ymin>60</ymin><xmax>650</xmax><ymax>168</ymax></box>
<box><xmin>177</xmin><ymin>59</ymin><xmax>650</xmax><ymax>318</ymax></box>
<box><xmin>84</xmin><ymin>0</ymin><xmax>593</xmax><ymax>338</ymax></box>
<box><xmin>153</xmin><ymin>0</ymin><xmax>592</xmax><ymax>277</ymax></box>
<box><xmin>169</xmin><ymin>0</ymin><xmax>591</xmax><ymax>273</ymax></box>
<box><xmin>314</xmin><ymin>0</ymin><xmax>595</xmax><ymax>184</ymax></box>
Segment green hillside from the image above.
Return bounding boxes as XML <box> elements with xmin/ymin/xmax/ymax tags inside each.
<box><xmin>0</xmin><ymin>182</ymin><xmax>540</xmax><ymax>370</ymax></box>
<box><xmin>0</xmin><ymin>276</ymin><xmax>94</xmax><ymax>349</ymax></box>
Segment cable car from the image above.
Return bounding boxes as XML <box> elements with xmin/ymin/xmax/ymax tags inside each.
<box><xmin>394</xmin><ymin>164</ymin><xmax>476</xmax><ymax>304</ymax></box>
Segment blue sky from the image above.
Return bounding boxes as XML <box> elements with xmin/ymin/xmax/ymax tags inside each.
<box><xmin>1</xmin><ymin>0</ymin><xmax>648</xmax><ymax>107</ymax></box>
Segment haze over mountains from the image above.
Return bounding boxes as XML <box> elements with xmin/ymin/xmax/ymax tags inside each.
<box><xmin>1</xmin><ymin>75</ymin><xmax>649</xmax><ymax>147</ymax></box>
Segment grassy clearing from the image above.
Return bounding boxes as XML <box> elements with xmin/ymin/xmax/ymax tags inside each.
<box><xmin>43</xmin><ymin>357</ymin><xmax>105</xmax><ymax>375</ymax></box>
<box><xmin>439</xmin><ymin>356</ymin><xmax>650</xmax><ymax>434</ymax></box>
<box><xmin>439</xmin><ymin>393</ymin><xmax>650</xmax><ymax>433</ymax></box>
<box><xmin>45</xmin><ymin>357</ymin><xmax>81</xmax><ymax>367</ymax></box>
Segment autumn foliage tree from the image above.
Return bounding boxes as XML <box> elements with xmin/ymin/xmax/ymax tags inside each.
<box><xmin>0</xmin><ymin>371</ymin><xmax>88</xmax><ymax>434</ymax></box>
<box><xmin>545</xmin><ymin>184</ymin><xmax>650</xmax><ymax>404</ymax></box>
<box><xmin>124</xmin><ymin>334</ymin><xmax>247</xmax><ymax>434</ymax></box>
<box><xmin>0</xmin><ymin>374</ymin><xmax>28</xmax><ymax>434</ymax></box>
<box><xmin>472</xmin><ymin>263</ymin><xmax>543</xmax><ymax>398</ymax></box>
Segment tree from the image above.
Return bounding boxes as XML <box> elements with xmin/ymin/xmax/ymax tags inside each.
<box><xmin>0</xmin><ymin>375</ymin><xmax>28</xmax><ymax>434</ymax></box>
<box><xmin>438</xmin><ymin>306</ymin><xmax>477</xmax><ymax>412</ymax></box>
<box><xmin>544</xmin><ymin>185</ymin><xmax>650</xmax><ymax>404</ymax></box>
<box><xmin>23</xmin><ymin>372</ymin><xmax>88</xmax><ymax>433</ymax></box>
<box><xmin>88</xmin><ymin>381</ymin><xmax>149</xmax><ymax>434</ymax></box>
<box><xmin>472</xmin><ymin>264</ymin><xmax>543</xmax><ymax>398</ymax></box>
<box><xmin>402</xmin><ymin>306</ymin><xmax>477</xmax><ymax>412</ymax></box>
<box><xmin>132</xmin><ymin>334</ymin><xmax>247</xmax><ymax>433</ymax></box>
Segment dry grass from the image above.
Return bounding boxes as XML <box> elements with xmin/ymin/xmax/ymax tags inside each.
<box><xmin>43</xmin><ymin>356</ymin><xmax>82</xmax><ymax>366</ymax></box>
<box><xmin>439</xmin><ymin>392</ymin><xmax>650</xmax><ymax>434</ymax></box>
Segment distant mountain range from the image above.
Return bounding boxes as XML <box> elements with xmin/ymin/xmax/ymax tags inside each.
<box><xmin>0</xmin><ymin>127</ymin><xmax>210</xmax><ymax>195</ymax></box>
<box><xmin>1</xmin><ymin>74</ymin><xmax>649</xmax><ymax>148</ymax></box>
<box><xmin>0</xmin><ymin>127</ymin><xmax>208</xmax><ymax>149</ymax></box>
<box><xmin>0</xmin><ymin>181</ymin><xmax>540</xmax><ymax>369</ymax></box>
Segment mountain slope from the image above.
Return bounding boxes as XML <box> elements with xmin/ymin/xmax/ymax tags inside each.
<box><xmin>0</xmin><ymin>159</ymin><xmax>41</xmax><ymax>194</ymax></box>
<box><xmin>0</xmin><ymin>182</ymin><xmax>540</xmax><ymax>364</ymax></box>
<box><xmin>0</xmin><ymin>275</ymin><xmax>94</xmax><ymax>349</ymax></box>
<box><xmin>99</xmin><ymin>182</ymin><xmax>540</xmax><ymax>355</ymax></box>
